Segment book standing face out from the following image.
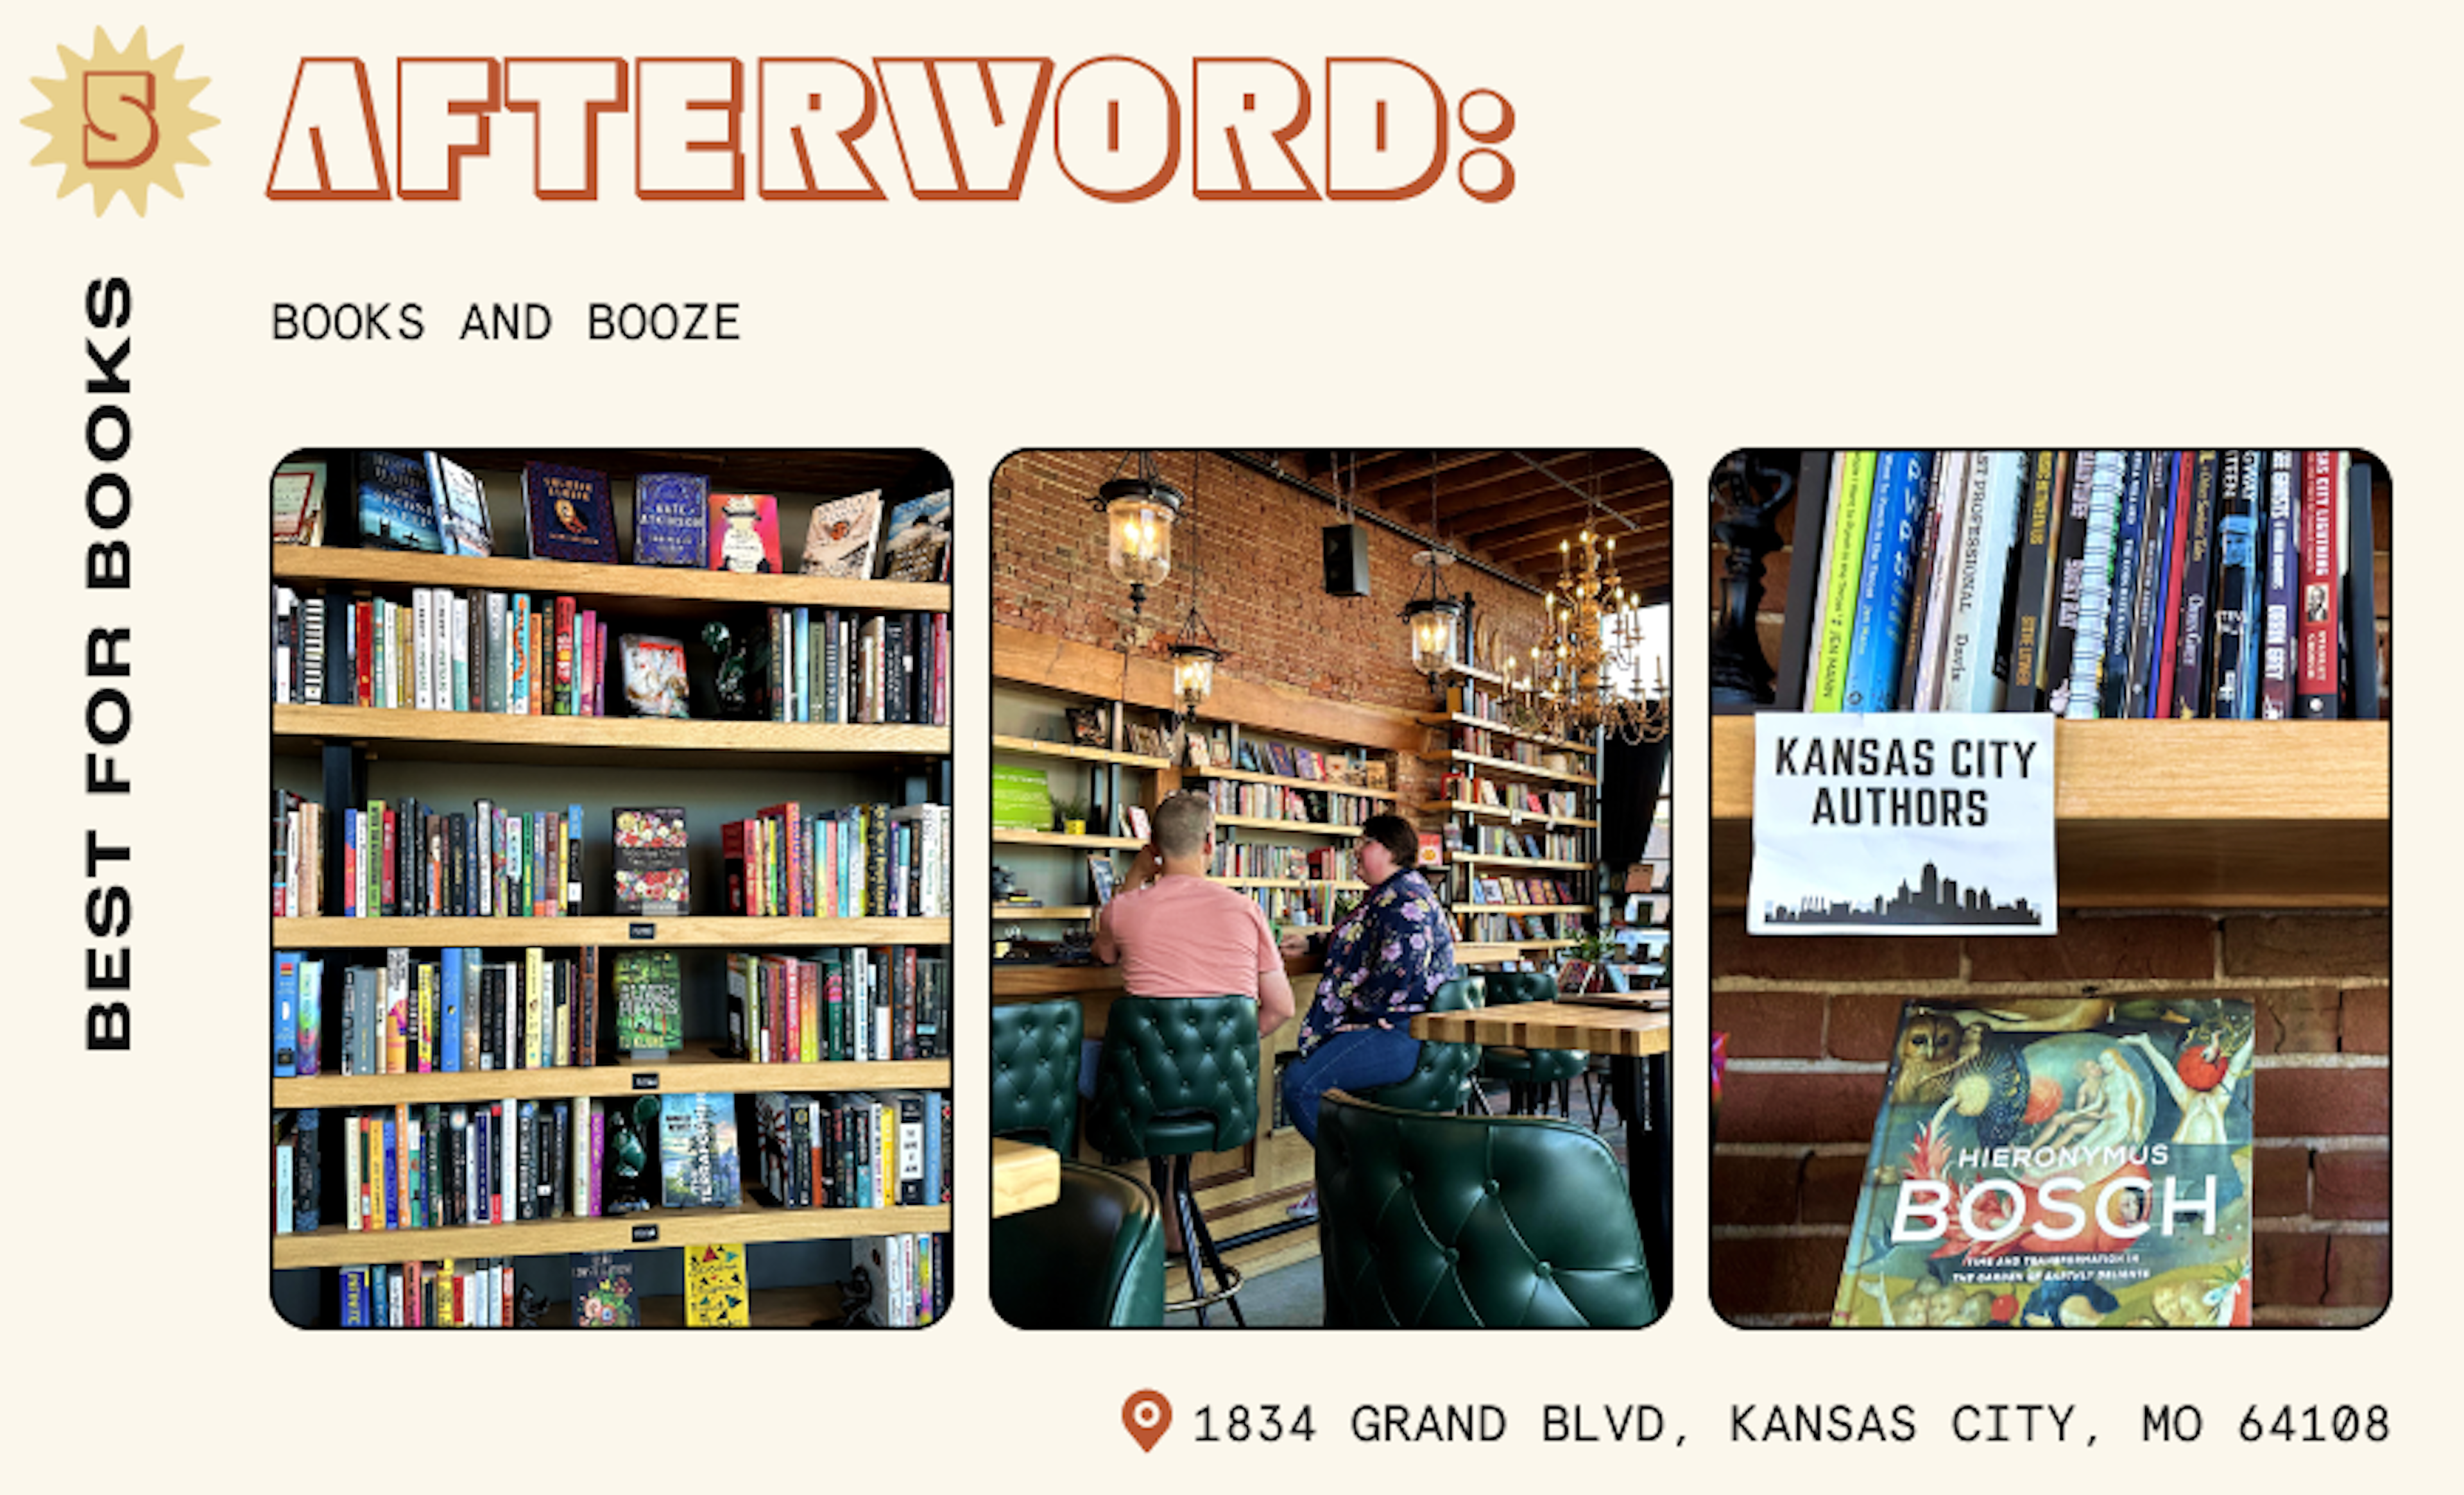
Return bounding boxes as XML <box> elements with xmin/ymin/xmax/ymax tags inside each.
<box><xmin>800</xmin><ymin>490</ymin><xmax>884</xmax><ymax>577</ymax></box>
<box><xmin>522</xmin><ymin>461</ymin><xmax>620</xmax><ymax>563</ymax></box>
<box><xmin>878</xmin><ymin>489</ymin><xmax>953</xmax><ymax>581</ymax></box>
<box><xmin>1834</xmin><ymin>998</ymin><xmax>2254</xmax><ymax>1328</ymax></box>
<box><xmin>272</xmin><ymin>459</ymin><xmax>328</xmax><ymax>545</ymax></box>
<box><xmin>632</xmin><ymin>472</ymin><xmax>711</xmax><ymax>567</ymax></box>
<box><xmin>709</xmin><ymin>493</ymin><xmax>782</xmax><ymax>574</ymax></box>
<box><xmin>356</xmin><ymin>451</ymin><xmax>444</xmax><ymax>553</ymax></box>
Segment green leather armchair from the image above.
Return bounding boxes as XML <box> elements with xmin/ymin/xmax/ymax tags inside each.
<box><xmin>1358</xmin><ymin>974</ymin><xmax>1484</xmax><ymax>1114</ymax></box>
<box><xmin>1315</xmin><ymin>1089</ymin><xmax>1656</xmax><ymax>1328</ymax></box>
<box><xmin>990</xmin><ymin>1161</ymin><xmax>1167</xmax><ymax>1328</ymax></box>
<box><xmin>1479</xmin><ymin>970</ymin><xmax>1586</xmax><ymax>1115</ymax></box>
<box><xmin>991</xmin><ymin>998</ymin><xmax>1084</xmax><ymax>1158</ymax></box>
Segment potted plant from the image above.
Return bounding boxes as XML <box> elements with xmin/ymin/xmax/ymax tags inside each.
<box><xmin>1052</xmin><ymin>794</ymin><xmax>1090</xmax><ymax>837</ymax></box>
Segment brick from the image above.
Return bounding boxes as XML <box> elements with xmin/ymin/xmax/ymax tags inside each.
<box><xmin>1827</xmin><ymin>993</ymin><xmax>1917</xmax><ymax>1062</ymax></box>
<box><xmin>2341</xmin><ymin>988</ymin><xmax>2390</xmax><ymax>1053</ymax></box>
<box><xmin>1712</xmin><ymin>920</ymin><xmax>1962</xmax><ymax>982</ymax></box>
<box><xmin>2221</xmin><ymin>914</ymin><xmax>2391</xmax><ymax>980</ymax></box>
<box><xmin>2255</xmin><ymin>1066</ymin><xmax>2390</xmax><ymax>1138</ymax></box>
<box><xmin>1966</xmin><ymin>916</ymin><xmax>2213</xmax><ymax>982</ymax></box>
<box><xmin>2311</xmin><ymin>1150</ymin><xmax>2390</xmax><ymax>1220</ymax></box>
<box><xmin>2253</xmin><ymin>987</ymin><xmax>2343</xmax><ymax>1055</ymax></box>
<box><xmin>2323</xmin><ymin>1235</ymin><xmax>2391</xmax><ymax>1311</ymax></box>
<box><xmin>2252</xmin><ymin>1229</ymin><xmax>2327</xmax><ymax>1308</ymax></box>
<box><xmin>1710</xmin><ymin>1233</ymin><xmax>1849</xmax><ymax>1320</ymax></box>
<box><xmin>1707</xmin><ymin>992</ymin><xmax>1826</xmax><ymax>1059</ymax></box>
<box><xmin>1711</xmin><ymin>1152</ymin><xmax>1806</xmax><ymax>1226</ymax></box>
<box><xmin>2250</xmin><ymin>1145</ymin><xmax>2311</xmax><ymax>1219</ymax></box>
<box><xmin>1720</xmin><ymin>1070</ymin><xmax>1888</xmax><ymax>1145</ymax></box>
<box><xmin>1800</xmin><ymin>1154</ymin><xmax>1869</xmax><ymax>1223</ymax></box>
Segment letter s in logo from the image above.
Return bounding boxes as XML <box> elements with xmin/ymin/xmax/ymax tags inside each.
<box><xmin>83</xmin><ymin>69</ymin><xmax>159</xmax><ymax>169</ymax></box>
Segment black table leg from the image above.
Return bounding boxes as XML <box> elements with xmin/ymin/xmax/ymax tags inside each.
<box><xmin>1614</xmin><ymin>1052</ymin><xmax>1672</xmax><ymax>1318</ymax></box>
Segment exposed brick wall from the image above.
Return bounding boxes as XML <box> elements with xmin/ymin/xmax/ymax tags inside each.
<box><xmin>995</xmin><ymin>450</ymin><xmax>1559</xmax><ymax>813</ymax></box>
<box><xmin>1711</xmin><ymin>912</ymin><xmax>2392</xmax><ymax>1327</ymax></box>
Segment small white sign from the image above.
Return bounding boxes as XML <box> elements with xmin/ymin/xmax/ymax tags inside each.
<box><xmin>1749</xmin><ymin>713</ymin><xmax>2057</xmax><ymax>935</ymax></box>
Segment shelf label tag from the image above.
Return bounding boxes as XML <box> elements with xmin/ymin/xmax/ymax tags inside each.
<box><xmin>1749</xmin><ymin>712</ymin><xmax>2058</xmax><ymax>937</ymax></box>
<box><xmin>629</xmin><ymin>922</ymin><xmax>656</xmax><ymax>939</ymax></box>
<box><xmin>631</xmin><ymin>1224</ymin><xmax>659</xmax><ymax>1243</ymax></box>
<box><xmin>631</xmin><ymin>1072</ymin><xmax>660</xmax><ymax>1091</ymax></box>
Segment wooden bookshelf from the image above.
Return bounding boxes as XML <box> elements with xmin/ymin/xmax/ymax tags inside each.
<box><xmin>275</xmin><ymin>1203</ymin><xmax>952</xmax><ymax>1270</ymax></box>
<box><xmin>273</xmin><ymin>1048</ymin><xmax>950</xmax><ymax>1107</ymax></box>
<box><xmin>993</xmin><ymin>905</ymin><xmax>1098</xmax><ymax>921</ymax></box>
<box><xmin>1460</xmin><ymin>903</ymin><xmax>1591</xmax><ymax>916</ymax></box>
<box><xmin>273</xmin><ymin>705</ymin><xmax>946</xmax><ymax>771</ymax></box>
<box><xmin>275</xmin><ymin>545</ymin><xmax>950</xmax><ymax>615</ymax></box>
<box><xmin>992</xmin><ymin>826</ymin><xmax>1145</xmax><ymax>851</ymax></box>
<box><xmin>275</xmin><ymin>916</ymin><xmax>950</xmax><ymax>948</ymax></box>
<box><xmin>1709</xmin><ymin>717</ymin><xmax>2391</xmax><ymax>909</ymax></box>
<box><xmin>1417</xmin><ymin>711</ymin><xmax>1599</xmax><ymax>757</ymax></box>
<box><xmin>1421</xmin><ymin>799</ymin><xmax>1602</xmax><ymax>831</ymax></box>
<box><xmin>1213</xmin><ymin>814</ymin><xmax>1363</xmax><ymax>836</ymax></box>
<box><xmin>991</xmin><ymin>733</ymin><xmax>1172</xmax><ymax>769</ymax></box>
<box><xmin>1443</xmin><ymin>749</ymin><xmax>1600</xmax><ymax>788</ymax></box>
<box><xmin>1186</xmin><ymin>764</ymin><xmax>1403</xmax><ymax>801</ymax></box>
<box><xmin>1453</xmin><ymin>851</ymin><xmax>1593</xmax><ymax>871</ymax></box>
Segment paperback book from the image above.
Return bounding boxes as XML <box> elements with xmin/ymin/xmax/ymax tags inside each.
<box><xmin>1834</xmin><ymin>997</ymin><xmax>2254</xmax><ymax>1328</ymax></box>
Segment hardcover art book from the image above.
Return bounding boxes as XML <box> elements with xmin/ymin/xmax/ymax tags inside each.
<box><xmin>800</xmin><ymin>490</ymin><xmax>883</xmax><ymax>577</ymax></box>
<box><xmin>1834</xmin><ymin>996</ymin><xmax>2254</xmax><ymax>1328</ymax></box>
<box><xmin>355</xmin><ymin>450</ymin><xmax>444</xmax><ymax>552</ymax></box>
<box><xmin>660</xmin><ymin>1091</ymin><xmax>743</xmax><ymax>1209</ymax></box>
<box><xmin>569</xmin><ymin>1251</ymin><xmax>638</xmax><ymax>1326</ymax></box>
<box><xmin>709</xmin><ymin>492</ymin><xmax>782</xmax><ymax>574</ymax></box>
<box><xmin>612</xmin><ymin>806</ymin><xmax>689</xmax><ymax>916</ymax></box>
<box><xmin>613</xmin><ymin>950</ymin><xmax>684</xmax><ymax>1055</ymax></box>
<box><xmin>632</xmin><ymin>472</ymin><xmax>710</xmax><ymax>567</ymax></box>
<box><xmin>522</xmin><ymin>461</ymin><xmax>621</xmax><ymax>564</ymax></box>
<box><xmin>424</xmin><ymin>451</ymin><xmax>494</xmax><ymax>558</ymax></box>
<box><xmin>878</xmin><ymin>489</ymin><xmax>952</xmax><ymax>582</ymax></box>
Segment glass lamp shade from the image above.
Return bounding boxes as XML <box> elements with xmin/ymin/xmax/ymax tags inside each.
<box><xmin>1404</xmin><ymin>598</ymin><xmax>1463</xmax><ymax>676</ymax></box>
<box><xmin>1170</xmin><ymin>643</ymin><xmax>1221</xmax><ymax>708</ymax></box>
<box><xmin>1100</xmin><ymin>479</ymin><xmax>1179</xmax><ymax>588</ymax></box>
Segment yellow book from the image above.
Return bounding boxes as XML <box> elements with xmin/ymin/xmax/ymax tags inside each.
<box><xmin>1811</xmin><ymin>450</ymin><xmax>1878</xmax><ymax>712</ymax></box>
<box><xmin>685</xmin><ymin>1242</ymin><xmax>749</xmax><ymax>1328</ymax></box>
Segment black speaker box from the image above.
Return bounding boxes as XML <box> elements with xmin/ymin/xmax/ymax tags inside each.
<box><xmin>1321</xmin><ymin>522</ymin><xmax>1371</xmax><ymax>597</ymax></box>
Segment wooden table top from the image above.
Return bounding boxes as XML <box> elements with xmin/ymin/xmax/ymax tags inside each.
<box><xmin>992</xmin><ymin>1138</ymin><xmax>1061</xmax><ymax>1218</ymax></box>
<box><xmin>1412</xmin><ymin>1000</ymin><xmax>1671</xmax><ymax>1059</ymax></box>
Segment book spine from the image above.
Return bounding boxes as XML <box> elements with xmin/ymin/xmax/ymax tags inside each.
<box><xmin>2209</xmin><ymin>450</ymin><xmax>2263</xmax><ymax>719</ymax></box>
<box><xmin>1840</xmin><ymin>452</ymin><xmax>1931</xmax><ymax>712</ymax></box>
<box><xmin>1899</xmin><ymin>452</ymin><xmax>1964</xmax><ymax>713</ymax></box>
<box><xmin>2297</xmin><ymin>450</ymin><xmax>2343</xmax><ymax>718</ymax></box>
<box><xmin>554</xmin><ymin>595</ymin><xmax>576</xmax><ymax>716</ymax></box>
<box><xmin>2096</xmin><ymin>451</ymin><xmax>2150</xmax><ymax>717</ymax></box>
<box><xmin>1810</xmin><ymin>451</ymin><xmax>1877</xmax><ymax>710</ymax></box>
<box><xmin>273</xmin><ymin>951</ymin><xmax>300</xmax><ymax>1077</ymax></box>
<box><xmin>2259</xmin><ymin>450</ymin><xmax>2298</xmax><ymax>719</ymax></box>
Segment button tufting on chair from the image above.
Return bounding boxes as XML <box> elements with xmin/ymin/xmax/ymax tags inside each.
<box><xmin>990</xmin><ymin>998</ymin><xmax>1086</xmax><ymax>1158</ymax></box>
<box><xmin>1356</xmin><ymin>974</ymin><xmax>1485</xmax><ymax>1115</ymax></box>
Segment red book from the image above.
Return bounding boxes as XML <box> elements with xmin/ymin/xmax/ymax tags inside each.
<box><xmin>754</xmin><ymin>802</ymin><xmax>805</xmax><ymax>917</ymax></box>
<box><xmin>721</xmin><ymin>820</ymin><xmax>748</xmax><ymax>915</ymax></box>
<box><xmin>2297</xmin><ymin>451</ymin><xmax>2343</xmax><ymax>719</ymax></box>
<box><xmin>355</xmin><ymin>599</ymin><xmax>376</xmax><ymax>706</ymax></box>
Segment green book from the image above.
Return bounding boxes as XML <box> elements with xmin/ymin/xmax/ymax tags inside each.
<box><xmin>1811</xmin><ymin>450</ymin><xmax>1878</xmax><ymax>712</ymax></box>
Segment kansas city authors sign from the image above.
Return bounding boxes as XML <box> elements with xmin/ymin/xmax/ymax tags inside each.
<box><xmin>1749</xmin><ymin>713</ymin><xmax>2057</xmax><ymax>936</ymax></box>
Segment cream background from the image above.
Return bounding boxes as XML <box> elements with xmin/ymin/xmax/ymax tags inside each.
<box><xmin>4</xmin><ymin>2</ymin><xmax>2443</xmax><ymax>1488</ymax></box>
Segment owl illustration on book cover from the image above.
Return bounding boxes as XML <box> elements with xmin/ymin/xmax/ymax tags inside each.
<box><xmin>1833</xmin><ymin>997</ymin><xmax>2254</xmax><ymax>1327</ymax></box>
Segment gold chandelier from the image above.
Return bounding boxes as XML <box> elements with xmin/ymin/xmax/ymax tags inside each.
<box><xmin>1503</xmin><ymin>523</ymin><xmax>1670</xmax><ymax>746</ymax></box>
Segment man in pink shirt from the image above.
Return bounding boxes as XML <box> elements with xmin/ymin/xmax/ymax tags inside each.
<box><xmin>1088</xmin><ymin>792</ymin><xmax>1293</xmax><ymax>1089</ymax></box>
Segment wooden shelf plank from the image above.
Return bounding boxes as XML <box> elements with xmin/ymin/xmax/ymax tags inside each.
<box><xmin>1417</xmin><ymin>712</ymin><xmax>1599</xmax><ymax>756</ymax></box>
<box><xmin>275</xmin><ymin>546</ymin><xmax>951</xmax><ymax>613</ymax></box>
<box><xmin>274</xmin><ymin>705</ymin><xmax>948</xmax><ymax>771</ymax></box>
<box><xmin>1444</xmin><ymin>750</ymin><xmax>1599</xmax><ymax>787</ymax></box>
<box><xmin>1709</xmin><ymin>717</ymin><xmax>2391</xmax><ymax>909</ymax></box>
<box><xmin>1458</xmin><ymin>903</ymin><xmax>1590</xmax><ymax>915</ymax></box>
<box><xmin>990</xmin><ymin>734</ymin><xmax>1171</xmax><ymax>770</ymax></box>
<box><xmin>273</xmin><ymin>916</ymin><xmax>948</xmax><ymax>948</ymax></box>
<box><xmin>1213</xmin><ymin>815</ymin><xmax>1363</xmax><ymax>837</ymax></box>
<box><xmin>273</xmin><ymin>1203</ymin><xmax>950</xmax><ymax>1270</ymax></box>
<box><xmin>1185</xmin><ymin>765</ymin><xmax>1401</xmax><ymax>801</ymax></box>
<box><xmin>1421</xmin><ymin>800</ymin><xmax>1601</xmax><ymax>831</ymax></box>
<box><xmin>993</xmin><ymin>1139</ymin><xmax>1061</xmax><ymax>1219</ymax></box>
<box><xmin>1453</xmin><ymin>852</ymin><xmax>1594</xmax><ymax>871</ymax></box>
<box><xmin>273</xmin><ymin>1050</ymin><xmax>950</xmax><ymax>1107</ymax></box>
<box><xmin>991</xmin><ymin>828</ymin><xmax>1143</xmax><ymax>850</ymax></box>
<box><xmin>992</xmin><ymin>906</ymin><xmax>1097</xmax><ymax>921</ymax></box>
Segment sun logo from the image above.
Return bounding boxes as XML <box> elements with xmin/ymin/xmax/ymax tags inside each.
<box><xmin>23</xmin><ymin>27</ymin><xmax>217</xmax><ymax>216</ymax></box>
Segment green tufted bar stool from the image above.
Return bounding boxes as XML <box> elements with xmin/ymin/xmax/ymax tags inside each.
<box><xmin>1314</xmin><ymin>1089</ymin><xmax>1657</xmax><ymax>1328</ymax></box>
<box><xmin>1479</xmin><ymin>970</ymin><xmax>1587</xmax><ymax>1118</ymax></box>
<box><xmin>989</xmin><ymin>998</ymin><xmax>1084</xmax><ymax>1158</ymax></box>
<box><xmin>1084</xmin><ymin>995</ymin><xmax>1260</xmax><ymax>1327</ymax></box>
<box><xmin>990</xmin><ymin>1160</ymin><xmax>1167</xmax><ymax>1328</ymax></box>
<box><xmin>1356</xmin><ymin>974</ymin><xmax>1485</xmax><ymax>1114</ymax></box>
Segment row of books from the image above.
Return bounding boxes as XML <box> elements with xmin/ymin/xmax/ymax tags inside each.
<box><xmin>1208</xmin><ymin>842</ymin><xmax>1348</xmax><ymax>880</ymax></box>
<box><xmin>327</xmin><ymin>1234</ymin><xmax>947</xmax><ymax>1327</ymax></box>
<box><xmin>1462</xmin><ymin>825</ymin><xmax>1588</xmax><ymax>862</ymax></box>
<box><xmin>1200</xmin><ymin>779</ymin><xmax>1375</xmax><ymax>827</ymax></box>
<box><xmin>721</xmin><ymin>802</ymin><xmax>952</xmax><ymax>919</ymax></box>
<box><xmin>1450</xmin><ymin>776</ymin><xmax>1586</xmax><ymax>819</ymax></box>
<box><xmin>769</xmin><ymin>607</ymin><xmax>953</xmax><ymax>727</ymax></box>
<box><xmin>1460</xmin><ymin>911</ymin><xmax>1584</xmax><ymax>943</ymax></box>
<box><xmin>1233</xmin><ymin>885</ymin><xmax>1347</xmax><ymax>930</ymax></box>
<box><xmin>271</xmin><ymin>584</ymin><xmax>613</xmax><ymax>717</ymax></box>
<box><xmin>1460</xmin><ymin>875</ymin><xmax>1582</xmax><ymax>907</ymax></box>
<box><xmin>724</xmin><ymin>947</ymin><xmax>953</xmax><ymax>1063</ymax></box>
<box><xmin>275</xmin><ymin>947</ymin><xmax>610</xmax><ymax>1078</ymax></box>
<box><xmin>276</xmin><ymin>792</ymin><xmax>583</xmax><ymax>919</ymax></box>
<box><xmin>1453</xmin><ymin>726</ymin><xmax>1571</xmax><ymax>769</ymax></box>
<box><xmin>281</xmin><ymin>451</ymin><xmax>954</xmax><ymax>584</ymax></box>
<box><xmin>750</xmin><ymin>1091</ymin><xmax>956</xmax><ymax>1210</ymax></box>
<box><xmin>1788</xmin><ymin>450</ymin><xmax>2380</xmax><ymax>719</ymax></box>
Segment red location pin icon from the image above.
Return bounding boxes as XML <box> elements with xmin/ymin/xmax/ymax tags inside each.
<box><xmin>1123</xmin><ymin>1390</ymin><xmax>1172</xmax><ymax>1452</ymax></box>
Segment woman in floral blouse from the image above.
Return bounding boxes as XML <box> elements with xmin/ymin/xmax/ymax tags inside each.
<box><xmin>1278</xmin><ymin>813</ymin><xmax>1457</xmax><ymax>1151</ymax></box>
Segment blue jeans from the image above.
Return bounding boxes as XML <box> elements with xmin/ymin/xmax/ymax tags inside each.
<box><xmin>1282</xmin><ymin>1027</ymin><xmax>1422</xmax><ymax>1147</ymax></box>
